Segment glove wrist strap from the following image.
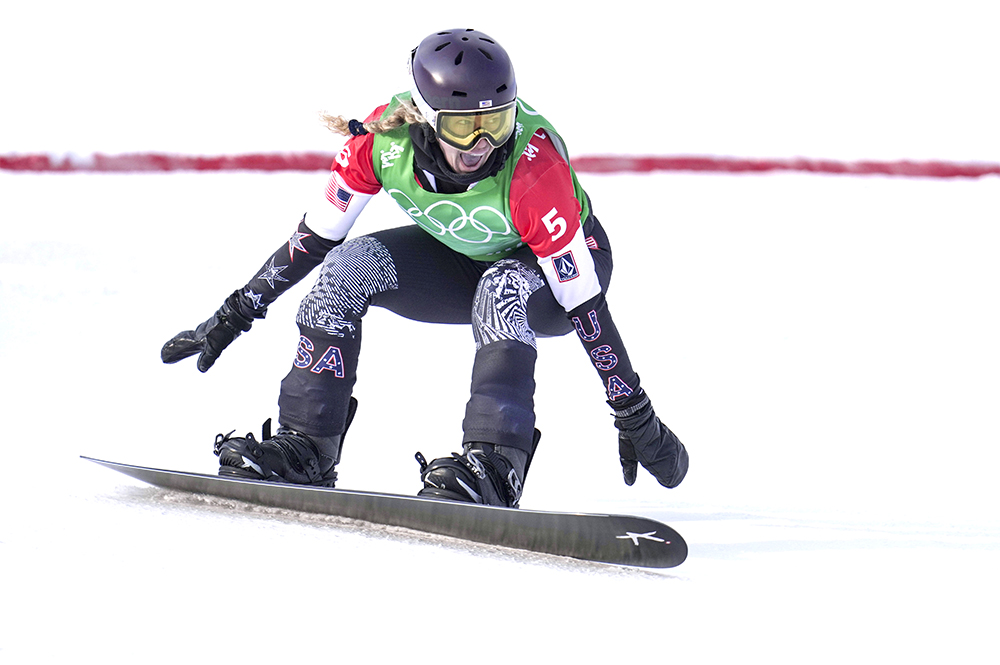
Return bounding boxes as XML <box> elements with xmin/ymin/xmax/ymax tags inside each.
<box><xmin>609</xmin><ymin>390</ymin><xmax>649</xmax><ymax>419</ymax></box>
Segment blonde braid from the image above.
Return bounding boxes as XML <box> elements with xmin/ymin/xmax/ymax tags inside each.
<box><xmin>320</xmin><ymin>97</ymin><xmax>427</xmax><ymax>136</ymax></box>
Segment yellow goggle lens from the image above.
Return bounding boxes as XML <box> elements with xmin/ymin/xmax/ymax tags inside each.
<box><xmin>436</xmin><ymin>104</ymin><xmax>516</xmax><ymax>151</ymax></box>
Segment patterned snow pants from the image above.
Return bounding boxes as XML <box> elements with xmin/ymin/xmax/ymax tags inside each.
<box><xmin>278</xmin><ymin>219</ymin><xmax>613</xmax><ymax>456</ymax></box>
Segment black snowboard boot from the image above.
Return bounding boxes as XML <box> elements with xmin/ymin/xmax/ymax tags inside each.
<box><xmin>214</xmin><ymin>398</ymin><xmax>357</xmax><ymax>487</ymax></box>
<box><xmin>416</xmin><ymin>430</ymin><xmax>540</xmax><ymax>508</ymax></box>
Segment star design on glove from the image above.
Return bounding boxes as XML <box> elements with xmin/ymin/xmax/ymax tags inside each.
<box><xmin>244</xmin><ymin>289</ymin><xmax>264</xmax><ymax>310</ymax></box>
<box><xmin>257</xmin><ymin>257</ymin><xmax>289</xmax><ymax>289</ymax></box>
<box><xmin>288</xmin><ymin>231</ymin><xmax>311</xmax><ymax>261</ymax></box>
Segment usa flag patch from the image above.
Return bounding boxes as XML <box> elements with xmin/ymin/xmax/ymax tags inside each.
<box><xmin>553</xmin><ymin>251</ymin><xmax>579</xmax><ymax>282</ymax></box>
<box><xmin>326</xmin><ymin>175</ymin><xmax>354</xmax><ymax>213</ymax></box>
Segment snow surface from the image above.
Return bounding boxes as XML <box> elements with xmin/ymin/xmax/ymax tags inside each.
<box><xmin>2</xmin><ymin>2</ymin><xmax>999</xmax><ymax>663</ymax></box>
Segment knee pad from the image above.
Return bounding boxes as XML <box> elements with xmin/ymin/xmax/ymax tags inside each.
<box><xmin>472</xmin><ymin>259</ymin><xmax>545</xmax><ymax>349</ymax></box>
<box><xmin>296</xmin><ymin>236</ymin><xmax>399</xmax><ymax>336</ymax></box>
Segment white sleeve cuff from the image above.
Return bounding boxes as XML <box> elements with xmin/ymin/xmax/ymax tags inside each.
<box><xmin>536</xmin><ymin>227</ymin><xmax>602</xmax><ymax>312</ymax></box>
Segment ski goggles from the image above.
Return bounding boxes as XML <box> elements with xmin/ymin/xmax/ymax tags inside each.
<box><xmin>434</xmin><ymin>102</ymin><xmax>517</xmax><ymax>151</ymax></box>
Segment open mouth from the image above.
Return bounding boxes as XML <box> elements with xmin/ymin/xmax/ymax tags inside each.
<box><xmin>460</xmin><ymin>151</ymin><xmax>488</xmax><ymax>169</ymax></box>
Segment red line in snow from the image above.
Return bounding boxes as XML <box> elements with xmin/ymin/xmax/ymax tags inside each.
<box><xmin>1</xmin><ymin>152</ymin><xmax>998</xmax><ymax>178</ymax></box>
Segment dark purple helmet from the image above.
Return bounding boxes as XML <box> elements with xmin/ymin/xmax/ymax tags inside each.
<box><xmin>408</xmin><ymin>29</ymin><xmax>517</xmax><ymax>114</ymax></box>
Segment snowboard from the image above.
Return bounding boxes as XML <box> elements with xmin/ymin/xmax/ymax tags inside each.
<box><xmin>83</xmin><ymin>456</ymin><xmax>687</xmax><ymax>569</ymax></box>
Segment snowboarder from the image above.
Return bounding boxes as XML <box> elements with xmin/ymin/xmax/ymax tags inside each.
<box><xmin>161</xmin><ymin>28</ymin><xmax>688</xmax><ymax>507</ymax></box>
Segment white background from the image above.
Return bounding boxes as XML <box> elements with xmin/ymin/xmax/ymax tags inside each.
<box><xmin>2</xmin><ymin>1</ymin><xmax>998</xmax><ymax>662</ymax></box>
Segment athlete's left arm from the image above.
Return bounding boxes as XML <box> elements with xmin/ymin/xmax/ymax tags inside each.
<box><xmin>510</xmin><ymin>131</ymin><xmax>687</xmax><ymax>489</ymax></box>
<box><xmin>511</xmin><ymin>132</ymin><xmax>642</xmax><ymax>405</ymax></box>
<box><xmin>509</xmin><ymin>130</ymin><xmax>602</xmax><ymax>312</ymax></box>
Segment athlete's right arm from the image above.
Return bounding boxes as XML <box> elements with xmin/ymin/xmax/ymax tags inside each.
<box><xmin>159</xmin><ymin>214</ymin><xmax>343</xmax><ymax>372</ymax></box>
<box><xmin>161</xmin><ymin>107</ymin><xmax>387</xmax><ymax>372</ymax></box>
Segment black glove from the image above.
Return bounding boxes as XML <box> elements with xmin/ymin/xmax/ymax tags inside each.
<box><xmin>161</xmin><ymin>291</ymin><xmax>258</xmax><ymax>372</ymax></box>
<box><xmin>611</xmin><ymin>391</ymin><xmax>688</xmax><ymax>488</ymax></box>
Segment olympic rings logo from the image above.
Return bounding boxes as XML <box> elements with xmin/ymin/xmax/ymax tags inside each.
<box><xmin>387</xmin><ymin>189</ymin><xmax>515</xmax><ymax>245</ymax></box>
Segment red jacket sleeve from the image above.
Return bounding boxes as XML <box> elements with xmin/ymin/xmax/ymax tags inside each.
<box><xmin>509</xmin><ymin>129</ymin><xmax>601</xmax><ymax>311</ymax></box>
<box><xmin>330</xmin><ymin>104</ymin><xmax>387</xmax><ymax>195</ymax></box>
<box><xmin>508</xmin><ymin>128</ymin><xmax>583</xmax><ymax>258</ymax></box>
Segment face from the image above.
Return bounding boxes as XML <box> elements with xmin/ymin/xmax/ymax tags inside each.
<box><xmin>437</xmin><ymin>136</ymin><xmax>495</xmax><ymax>174</ymax></box>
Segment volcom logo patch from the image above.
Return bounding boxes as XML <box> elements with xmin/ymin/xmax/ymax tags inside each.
<box><xmin>553</xmin><ymin>251</ymin><xmax>579</xmax><ymax>282</ymax></box>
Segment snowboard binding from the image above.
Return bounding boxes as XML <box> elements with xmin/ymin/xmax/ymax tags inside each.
<box><xmin>416</xmin><ymin>429</ymin><xmax>540</xmax><ymax>508</ymax></box>
<box><xmin>214</xmin><ymin>397</ymin><xmax>357</xmax><ymax>487</ymax></box>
